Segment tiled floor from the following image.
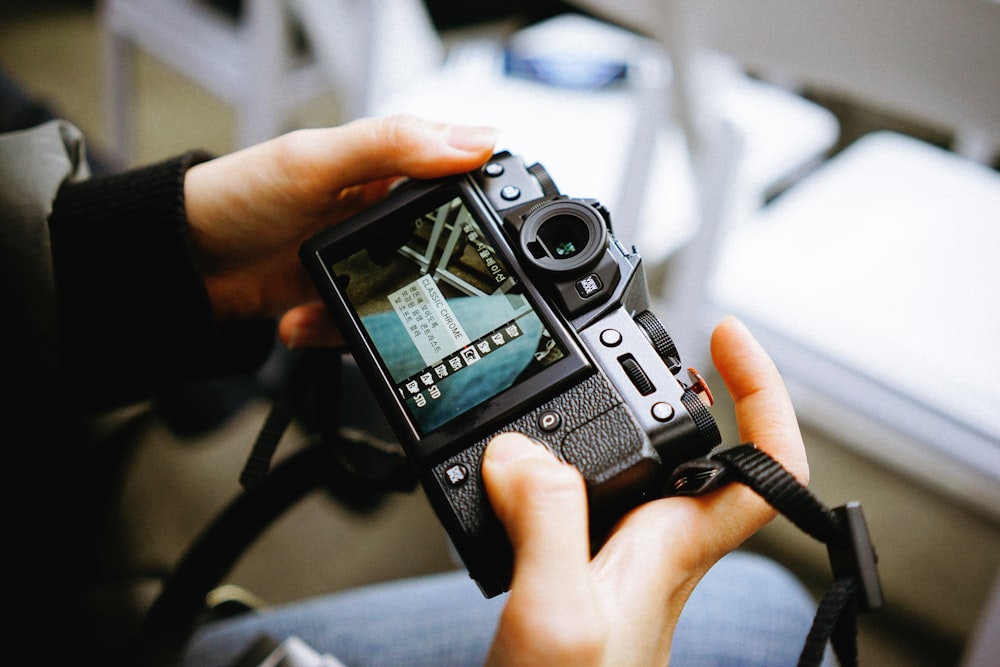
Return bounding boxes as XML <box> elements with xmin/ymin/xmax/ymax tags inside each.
<box><xmin>3</xmin><ymin>2</ymin><xmax>998</xmax><ymax>666</ymax></box>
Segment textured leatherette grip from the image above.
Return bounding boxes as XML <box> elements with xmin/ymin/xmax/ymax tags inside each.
<box><xmin>431</xmin><ymin>372</ymin><xmax>649</xmax><ymax>544</ymax></box>
<box><xmin>560</xmin><ymin>405</ymin><xmax>653</xmax><ymax>483</ymax></box>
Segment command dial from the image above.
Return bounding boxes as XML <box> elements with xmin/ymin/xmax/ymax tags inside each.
<box><xmin>634</xmin><ymin>310</ymin><xmax>682</xmax><ymax>374</ymax></box>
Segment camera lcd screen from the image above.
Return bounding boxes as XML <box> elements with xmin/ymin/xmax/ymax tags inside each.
<box><xmin>331</xmin><ymin>194</ymin><xmax>568</xmax><ymax>435</ymax></box>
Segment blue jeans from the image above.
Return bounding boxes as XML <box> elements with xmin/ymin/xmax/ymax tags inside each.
<box><xmin>183</xmin><ymin>551</ymin><xmax>830</xmax><ymax>666</ymax></box>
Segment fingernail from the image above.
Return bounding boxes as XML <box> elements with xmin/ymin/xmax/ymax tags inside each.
<box><xmin>728</xmin><ymin>315</ymin><xmax>760</xmax><ymax>343</ymax></box>
<box><xmin>723</xmin><ymin>314</ymin><xmax>749</xmax><ymax>333</ymax></box>
<box><xmin>446</xmin><ymin>125</ymin><xmax>500</xmax><ymax>153</ymax></box>
<box><xmin>285</xmin><ymin>329</ymin><xmax>314</xmax><ymax>350</ymax></box>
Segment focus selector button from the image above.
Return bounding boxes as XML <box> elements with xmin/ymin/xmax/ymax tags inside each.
<box><xmin>620</xmin><ymin>354</ymin><xmax>655</xmax><ymax>396</ymax></box>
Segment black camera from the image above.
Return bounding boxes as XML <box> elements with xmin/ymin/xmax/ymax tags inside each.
<box><xmin>300</xmin><ymin>152</ymin><xmax>721</xmax><ymax>597</ymax></box>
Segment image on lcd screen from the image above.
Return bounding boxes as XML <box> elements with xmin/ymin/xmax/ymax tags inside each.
<box><xmin>332</xmin><ymin>195</ymin><xmax>566</xmax><ymax>434</ymax></box>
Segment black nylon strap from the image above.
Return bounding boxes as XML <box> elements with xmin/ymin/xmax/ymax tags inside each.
<box><xmin>801</xmin><ymin>577</ymin><xmax>859</xmax><ymax>667</ymax></box>
<box><xmin>124</xmin><ymin>444</ymin><xmax>340</xmax><ymax>667</ymax></box>
<box><xmin>712</xmin><ymin>445</ymin><xmax>843</xmax><ymax>545</ymax></box>
<box><xmin>239</xmin><ymin>349</ymin><xmax>312</xmax><ymax>490</ymax></box>
<box><xmin>239</xmin><ymin>388</ymin><xmax>298</xmax><ymax>489</ymax></box>
<box><xmin>668</xmin><ymin>443</ymin><xmax>881</xmax><ymax>667</ymax></box>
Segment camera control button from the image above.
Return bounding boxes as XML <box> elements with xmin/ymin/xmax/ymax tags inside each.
<box><xmin>634</xmin><ymin>310</ymin><xmax>682</xmax><ymax>375</ymax></box>
<box><xmin>621</xmin><ymin>355</ymin><xmax>656</xmax><ymax>396</ymax></box>
<box><xmin>443</xmin><ymin>464</ymin><xmax>471</xmax><ymax>488</ymax></box>
<box><xmin>651</xmin><ymin>402</ymin><xmax>675</xmax><ymax>422</ymax></box>
<box><xmin>600</xmin><ymin>328</ymin><xmax>623</xmax><ymax>347</ymax></box>
<box><xmin>538</xmin><ymin>410</ymin><xmax>563</xmax><ymax>433</ymax></box>
<box><xmin>575</xmin><ymin>273</ymin><xmax>604</xmax><ymax>298</ymax></box>
<box><xmin>484</xmin><ymin>162</ymin><xmax>505</xmax><ymax>177</ymax></box>
<box><xmin>500</xmin><ymin>185</ymin><xmax>521</xmax><ymax>201</ymax></box>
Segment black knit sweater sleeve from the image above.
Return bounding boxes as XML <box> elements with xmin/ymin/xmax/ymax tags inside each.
<box><xmin>48</xmin><ymin>151</ymin><xmax>275</xmax><ymax>411</ymax></box>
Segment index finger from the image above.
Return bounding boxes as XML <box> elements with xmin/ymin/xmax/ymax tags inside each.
<box><xmin>710</xmin><ymin>315</ymin><xmax>809</xmax><ymax>484</ymax></box>
<box><xmin>277</xmin><ymin>115</ymin><xmax>501</xmax><ymax>191</ymax></box>
<box><xmin>595</xmin><ymin>316</ymin><xmax>809</xmax><ymax>577</ymax></box>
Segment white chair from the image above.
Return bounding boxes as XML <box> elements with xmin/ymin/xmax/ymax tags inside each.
<box><xmin>644</xmin><ymin>3</ymin><xmax>1000</xmax><ymax>663</ymax></box>
<box><xmin>290</xmin><ymin>0</ymin><xmax>674</xmax><ymax>252</ymax></box>
<box><xmin>566</xmin><ymin>0</ymin><xmax>842</xmax><ymax>266</ymax></box>
<box><xmin>101</xmin><ymin>0</ymin><xmax>682</xmax><ymax>253</ymax></box>
<box><xmin>99</xmin><ymin>0</ymin><xmax>335</xmax><ymax>164</ymax></box>
<box><xmin>666</xmin><ymin>0</ymin><xmax>1000</xmax><ymax>513</ymax></box>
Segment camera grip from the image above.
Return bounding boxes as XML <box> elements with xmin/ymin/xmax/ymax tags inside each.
<box><xmin>427</xmin><ymin>372</ymin><xmax>655</xmax><ymax>596</ymax></box>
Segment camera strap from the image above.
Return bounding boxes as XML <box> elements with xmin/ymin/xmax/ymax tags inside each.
<box><xmin>129</xmin><ymin>346</ymin><xmax>880</xmax><ymax>667</ymax></box>
<box><xmin>125</xmin><ymin>350</ymin><xmax>418</xmax><ymax>667</ymax></box>
<box><xmin>667</xmin><ymin>443</ymin><xmax>884</xmax><ymax>667</ymax></box>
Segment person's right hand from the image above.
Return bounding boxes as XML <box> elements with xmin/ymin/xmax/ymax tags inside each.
<box><xmin>481</xmin><ymin>316</ymin><xmax>808</xmax><ymax>666</ymax></box>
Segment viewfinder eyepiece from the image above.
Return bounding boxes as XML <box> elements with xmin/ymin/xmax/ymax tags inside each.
<box><xmin>519</xmin><ymin>200</ymin><xmax>607</xmax><ymax>274</ymax></box>
<box><xmin>536</xmin><ymin>213</ymin><xmax>589</xmax><ymax>259</ymax></box>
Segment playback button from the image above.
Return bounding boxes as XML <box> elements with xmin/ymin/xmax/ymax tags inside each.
<box><xmin>537</xmin><ymin>410</ymin><xmax>563</xmax><ymax>433</ymax></box>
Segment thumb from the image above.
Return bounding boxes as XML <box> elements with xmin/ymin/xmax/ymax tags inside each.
<box><xmin>481</xmin><ymin>433</ymin><xmax>591</xmax><ymax>591</ymax></box>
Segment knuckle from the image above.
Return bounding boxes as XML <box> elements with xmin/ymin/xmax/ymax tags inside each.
<box><xmin>370</xmin><ymin>114</ymin><xmax>424</xmax><ymax>149</ymax></box>
<box><xmin>266</xmin><ymin>128</ymin><xmax>315</xmax><ymax>176</ymax></box>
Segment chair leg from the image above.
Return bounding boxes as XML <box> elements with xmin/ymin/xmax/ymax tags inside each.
<box><xmin>237</xmin><ymin>0</ymin><xmax>290</xmax><ymax>146</ymax></box>
<box><xmin>100</xmin><ymin>17</ymin><xmax>137</xmax><ymax>165</ymax></box>
<box><xmin>962</xmin><ymin>571</ymin><xmax>1000</xmax><ymax>667</ymax></box>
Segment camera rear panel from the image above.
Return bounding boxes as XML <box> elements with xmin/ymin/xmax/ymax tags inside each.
<box><xmin>300</xmin><ymin>152</ymin><xmax>720</xmax><ymax>599</ymax></box>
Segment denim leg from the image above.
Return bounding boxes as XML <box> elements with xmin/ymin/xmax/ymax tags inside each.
<box><xmin>183</xmin><ymin>571</ymin><xmax>502</xmax><ymax>667</ymax></box>
<box><xmin>182</xmin><ymin>551</ymin><xmax>828</xmax><ymax>667</ymax></box>
<box><xmin>671</xmin><ymin>551</ymin><xmax>834</xmax><ymax>666</ymax></box>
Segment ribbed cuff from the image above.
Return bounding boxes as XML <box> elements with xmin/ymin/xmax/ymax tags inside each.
<box><xmin>49</xmin><ymin>151</ymin><xmax>275</xmax><ymax>410</ymax></box>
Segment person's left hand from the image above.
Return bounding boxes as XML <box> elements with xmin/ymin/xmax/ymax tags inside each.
<box><xmin>182</xmin><ymin>115</ymin><xmax>498</xmax><ymax>347</ymax></box>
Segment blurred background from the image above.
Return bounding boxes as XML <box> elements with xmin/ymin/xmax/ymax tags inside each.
<box><xmin>2</xmin><ymin>1</ymin><xmax>998</xmax><ymax>665</ymax></box>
